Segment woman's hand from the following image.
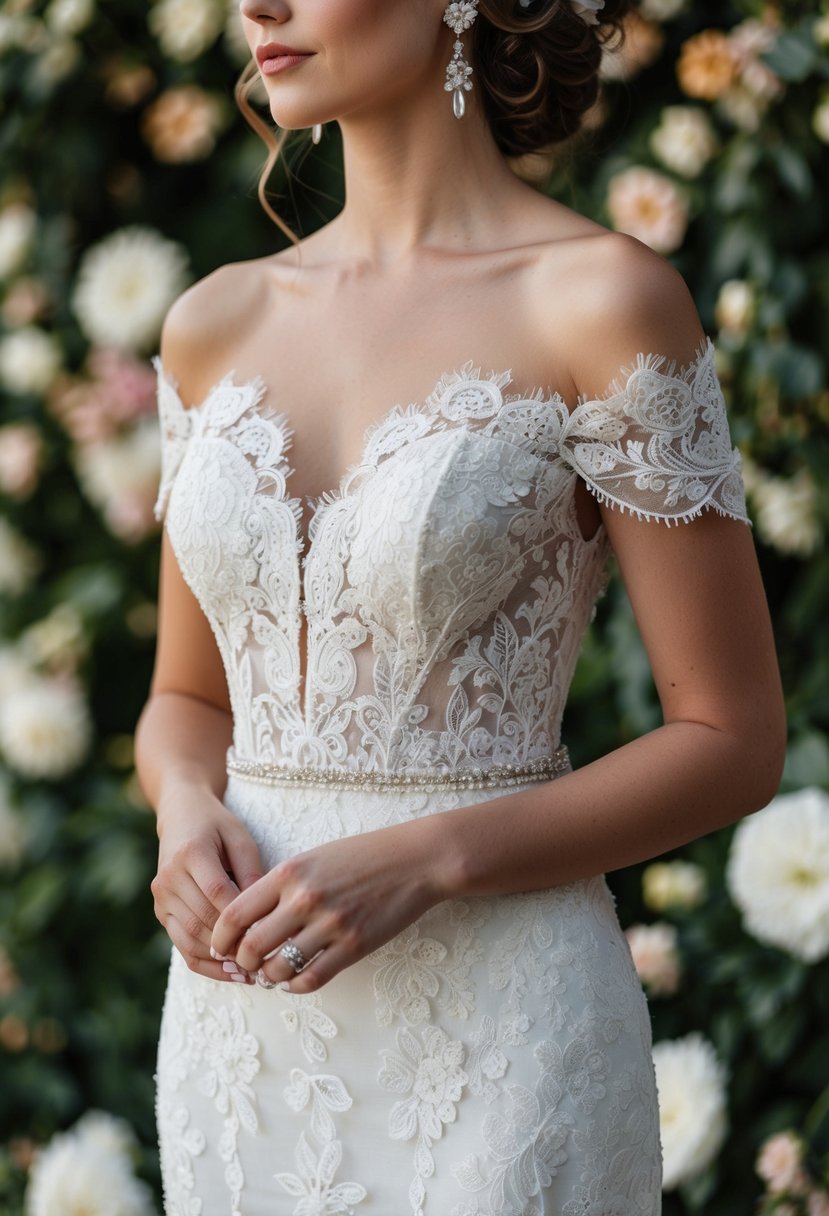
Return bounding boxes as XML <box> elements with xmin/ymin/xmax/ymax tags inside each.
<box><xmin>151</xmin><ymin>780</ymin><xmax>265</xmax><ymax>985</ymax></box>
<box><xmin>209</xmin><ymin>818</ymin><xmax>452</xmax><ymax>994</ymax></box>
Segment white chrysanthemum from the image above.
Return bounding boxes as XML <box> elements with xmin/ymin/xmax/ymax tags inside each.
<box><xmin>650</xmin><ymin>105</ymin><xmax>718</xmax><ymax>179</ymax></box>
<box><xmin>71</xmin><ymin>1110</ymin><xmax>140</xmax><ymax>1161</ymax></box>
<box><xmin>0</xmin><ymin>327</ymin><xmax>61</xmax><ymax>396</ymax></box>
<box><xmin>0</xmin><ymin>772</ymin><xmax>27</xmax><ymax>869</ymax></box>
<box><xmin>0</xmin><ymin>518</ymin><xmax>41</xmax><ymax>596</ymax></box>
<box><xmin>642</xmin><ymin>860</ymin><xmax>707</xmax><ymax>912</ymax></box>
<box><xmin>148</xmin><ymin>0</ymin><xmax>225</xmax><ymax>62</ymax></box>
<box><xmin>654</xmin><ymin>1033</ymin><xmax>728</xmax><ymax>1189</ymax></box>
<box><xmin>75</xmin><ymin>418</ymin><xmax>162</xmax><ymax>541</ymax></box>
<box><xmin>752</xmin><ymin>469</ymin><xmax>822</xmax><ymax>559</ymax></box>
<box><xmin>25</xmin><ymin>1112</ymin><xmax>155</xmax><ymax>1216</ymax></box>
<box><xmin>0</xmin><ymin>202</ymin><xmax>36</xmax><ymax>280</ymax></box>
<box><xmin>606</xmin><ymin>166</ymin><xmax>689</xmax><ymax>254</ymax></box>
<box><xmin>71</xmin><ymin>226</ymin><xmax>189</xmax><ymax>352</ymax></box>
<box><xmin>715</xmin><ymin>279</ymin><xmax>756</xmax><ymax>336</ymax></box>
<box><xmin>727</xmin><ymin>787</ymin><xmax>829</xmax><ymax>963</ymax></box>
<box><xmin>639</xmin><ymin>0</ymin><xmax>686</xmax><ymax>19</ymax></box>
<box><xmin>45</xmin><ymin>0</ymin><xmax>95</xmax><ymax>35</ymax></box>
<box><xmin>0</xmin><ymin>675</ymin><xmax>92</xmax><ymax>781</ymax></box>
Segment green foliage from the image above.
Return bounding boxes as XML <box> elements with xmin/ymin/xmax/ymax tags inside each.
<box><xmin>1</xmin><ymin>0</ymin><xmax>828</xmax><ymax>1212</ymax></box>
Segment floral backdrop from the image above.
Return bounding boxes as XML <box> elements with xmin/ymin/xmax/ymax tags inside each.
<box><xmin>1</xmin><ymin>0</ymin><xmax>828</xmax><ymax>1212</ymax></box>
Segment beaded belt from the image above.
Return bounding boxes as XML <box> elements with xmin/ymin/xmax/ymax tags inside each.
<box><xmin>225</xmin><ymin>745</ymin><xmax>571</xmax><ymax>792</ymax></box>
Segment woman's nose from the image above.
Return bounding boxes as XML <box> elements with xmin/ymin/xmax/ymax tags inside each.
<box><xmin>238</xmin><ymin>0</ymin><xmax>291</xmax><ymax>25</ymax></box>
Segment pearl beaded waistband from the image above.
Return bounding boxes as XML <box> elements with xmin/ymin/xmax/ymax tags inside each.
<box><xmin>225</xmin><ymin>746</ymin><xmax>571</xmax><ymax>792</ymax></box>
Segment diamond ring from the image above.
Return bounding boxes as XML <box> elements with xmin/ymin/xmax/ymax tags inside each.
<box><xmin>279</xmin><ymin>940</ymin><xmax>308</xmax><ymax>973</ymax></box>
<box><xmin>256</xmin><ymin>970</ymin><xmax>277</xmax><ymax>990</ymax></box>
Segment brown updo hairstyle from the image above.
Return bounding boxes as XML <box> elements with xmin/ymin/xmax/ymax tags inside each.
<box><xmin>234</xmin><ymin>0</ymin><xmax>631</xmax><ymax>239</ymax></box>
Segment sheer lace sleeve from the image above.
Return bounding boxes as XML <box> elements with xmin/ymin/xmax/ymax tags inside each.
<box><xmin>152</xmin><ymin>355</ymin><xmax>193</xmax><ymax>523</ymax></box>
<box><xmin>560</xmin><ymin>336</ymin><xmax>749</xmax><ymax>525</ymax></box>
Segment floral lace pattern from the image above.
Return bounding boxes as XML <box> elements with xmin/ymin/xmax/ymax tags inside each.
<box><xmin>153</xmin><ymin>337</ymin><xmax>747</xmax><ymax>781</ymax></box>
<box><xmin>153</xmin><ymin>343</ymin><xmax>743</xmax><ymax>1213</ymax></box>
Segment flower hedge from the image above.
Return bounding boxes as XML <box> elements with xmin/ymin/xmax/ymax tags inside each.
<box><xmin>1</xmin><ymin>0</ymin><xmax>827</xmax><ymax>1212</ymax></box>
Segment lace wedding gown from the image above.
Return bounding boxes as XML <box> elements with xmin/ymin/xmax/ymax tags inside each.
<box><xmin>152</xmin><ymin>337</ymin><xmax>748</xmax><ymax>1216</ymax></box>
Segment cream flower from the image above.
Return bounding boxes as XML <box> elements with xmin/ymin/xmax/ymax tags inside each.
<box><xmin>813</xmin><ymin>93</ymin><xmax>829</xmax><ymax>144</ymax></box>
<box><xmin>653</xmin><ymin>1033</ymin><xmax>728</xmax><ymax>1189</ymax></box>
<box><xmin>0</xmin><ymin>517</ymin><xmax>40</xmax><ymax>596</ymax></box>
<box><xmin>71</xmin><ymin>226</ymin><xmax>190</xmax><ymax>352</ymax></box>
<box><xmin>148</xmin><ymin>0</ymin><xmax>225</xmax><ymax>62</ymax></box>
<box><xmin>639</xmin><ymin>0</ymin><xmax>686</xmax><ymax>19</ymax></box>
<box><xmin>624</xmin><ymin>923</ymin><xmax>681</xmax><ymax>996</ymax></box>
<box><xmin>0</xmin><ymin>327</ymin><xmax>61</xmax><ymax>396</ymax></box>
<box><xmin>756</xmin><ymin>1130</ymin><xmax>806</xmax><ymax>1195</ymax></box>
<box><xmin>21</xmin><ymin>604</ymin><xmax>87</xmax><ymax>674</ymax></box>
<box><xmin>606</xmin><ymin>166</ymin><xmax>689</xmax><ymax>254</ymax></box>
<box><xmin>45</xmin><ymin>0</ymin><xmax>95</xmax><ymax>35</ymax></box>
<box><xmin>0</xmin><ymin>202</ymin><xmax>36</xmax><ymax>280</ymax></box>
<box><xmin>752</xmin><ymin>469</ymin><xmax>822</xmax><ymax>559</ymax></box>
<box><xmin>74</xmin><ymin>418</ymin><xmax>162</xmax><ymax>542</ymax></box>
<box><xmin>600</xmin><ymin>12</ymin><xmax>664</xmax><ymax>82</ymax></box>
<box><xmin>0</xmin><ymin>423</ymin><xmax>43</xmax><ymax>499</ymax></box>
<box><xmin>715</xmin><ymin>279</ymin><xmax>756</xmax><ymax>336</ymax></box>
<box><xmin>642</xmin><ymin>860</ymin><xmax>707</xmax><ymax>912</ymax></box>
<box><xmin>0</xmin><ymin>674</ymin><xmax>92</xmax><ymax>781</ymax></box>
<box><xmin>141</xmin><ymin>85</ymin><xmax>227</xmax><ymax>162</ymax></box>
<box><xmin>649</xmin><ymin>105</ymin><xmax>718</xmax><ymax>179</ymax></box>
<box><xmin>24</xmin><ymin>1110</ymin><xmax>155</xmax><ymax>1216</ymax></box>
<box><xmin>727</xmin><ymin>787</ymin><xmax>829</xmax><ymax>963</ymax></box>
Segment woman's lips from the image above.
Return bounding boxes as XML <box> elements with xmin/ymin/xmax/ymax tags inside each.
<box><xmin>259</xmin><ymin>53</ymin><xmax>314</xmax><ymax>76</ymax></box>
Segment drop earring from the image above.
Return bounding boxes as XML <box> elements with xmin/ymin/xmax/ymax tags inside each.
<box><xmin>311</xmin><ymin>123</ymin><xmax>322</xmax><ymax>144</ymax></box>
<box><xmin>443</xmin><ymin>0</ymin><xmax>479</xmax><ymax>119</ymax></box>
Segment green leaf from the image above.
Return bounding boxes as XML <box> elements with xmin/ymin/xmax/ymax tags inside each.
<box><xmin>761</xmin><ymin>31</ymin><xmax>819</xmax><ymax>82</ymax></box>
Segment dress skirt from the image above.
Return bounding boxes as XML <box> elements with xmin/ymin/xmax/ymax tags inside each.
<box><xmin>155</xmin><ymin>770</ymin><xmax>663</xmax><ymax>1216</ymax></box>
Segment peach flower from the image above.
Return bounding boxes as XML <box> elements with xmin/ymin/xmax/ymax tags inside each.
<box><xmin>0</xmin><ymin>423</ymin><xmax>43</xmax><ymax>499</ymax></box>
<box><xmin>756</xmin><ymin>1131</ymin><xmax>807</xmax><ymax>1195</ymax></box>
<box><xmin>606</xmin><ymin>166</ymin><xmax>689</xmax><ymax>254</ymax></box>
<box><xmin>141</xmin><ymin>84</ymin><xmax>226</xmax><ymax>162</ymax></box>
<box><xmin>677</xmin><ymin>29</ymin><xmax>738</xmax><ymax>100</ymax></box>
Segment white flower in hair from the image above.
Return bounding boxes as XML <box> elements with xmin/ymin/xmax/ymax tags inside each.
<box><xmin>519</xmin><ymin>0</ymin><xmax>606</xmax><ymax>23</ymax></box>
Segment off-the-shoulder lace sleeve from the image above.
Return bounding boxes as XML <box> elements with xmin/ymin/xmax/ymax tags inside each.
<box><xmin>559</xmin><ymin>337</ymin><xmax>749</xmax><ymax>525</ymax></box>
<box><xmin>152</xmin><ymin>355</ymin><xmax>193</xmax><ymax>523</ymax></box>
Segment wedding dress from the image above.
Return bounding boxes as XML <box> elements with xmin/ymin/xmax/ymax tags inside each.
<box><xmin>151</xmin><ymin>336</ymin><xmax>748</xmax><ymax>1216</ymax></box>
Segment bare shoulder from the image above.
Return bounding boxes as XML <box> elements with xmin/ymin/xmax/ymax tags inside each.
<box><xmin>530</xmin><ymin>229</ymin><xmax>707</xmax><ymax>402</ymax></box>
<box><xmin>157</xmin><ymin>257</ymin><xmax>272</xmax><ymax>407</ymax></box>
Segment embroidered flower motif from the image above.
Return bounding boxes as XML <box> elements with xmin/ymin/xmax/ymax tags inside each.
<box><xmin>274</xmin><ymin>1132</ymin><xmax>368</xmax><ymax>1216</ymax></box>
<box><xmin>371</xmin><ymin>924</ymin><xmax>448</xmax><ymax>1026</ymax></box>
<box><xmin>380</xmin><ymin>1025</ymin><xmax>468</xmax><ymax>1215</ymax></box>
<box><xmin>281</xmin><ymin>992</ymin><xmax>339</xmax><ymax>1064</ymax></box>
<box><xmin>284</xmin><ymin>1068</ymin><xmax>354</xmax><ymax>1146</ymax></box>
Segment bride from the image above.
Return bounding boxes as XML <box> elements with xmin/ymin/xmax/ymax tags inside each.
<box><xmin>135</xmin><ymin>0</ymin><xmax>786</xmax><ymax>1212</ymax></box>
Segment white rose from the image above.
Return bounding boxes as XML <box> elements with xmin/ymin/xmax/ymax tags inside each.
<box><xmin>25</xmin><ymin>1112</ymin><xmax>155</xmax><ymax>1216</ymax></box>
<box><xmin>45</xmin><ymin>0</ymin><xmax>95</xmax><ymax>35</ymax></box>
<box><xmin>752</xmin><ymin>469</ymin><xmax>822</xmax><ymax>559</ymax></box>
<box><xmin>0</xmin><ymin>675</ymin><xmax>92</xmax><ymax>781</ymax></box>
<box><xmin>148</xmin><ymin>0</ymin><xmax>225</xmax><ymax>62</ymax></box>
<box><xmin>606</xmin><ymin>166</ymin><xmax>690</xmax><ymax>254</ymax></box>
<box><xmin>715</xmin><ymin>279</ymin><xmax>756</xmax><ymax>336</ymax></box>
<box><xmin>72</xmin><ymin>226</ymin><xmax>189</xmax><ymax>352</ymax></box>
<box><xmin>0</xmin><ymin>327</ymin><xmax>61</xmax><ymax>395</ymax></box>
<box><xmin>642</xmin><ymin>860</ymin><xmax>707</xmax><ymax>912</ymax></box>
<box><xmin>0</xmin><ymin>517</ymin><xmax>41</xmax><ymax>596</ymax></box>
<box><xmin>727</xmin><ymin>787</ymin><xmax>829</xmax><ymax>963</ymax></box>
<box><xmin>654</xmin><ymin>1033</ymin><xmax>728</xmax><ymax>1189</ymax></box>
<box><xmin>649</xmin><ymin>106</ymin><xmax>718</xmax><ymax>179</ymax></box>
<box><xmin>0</xmin><ymin>203</ymin><xmax>36</xmax><ymax>280</ymax></box>
<box><xmin>624</xmin><ymin>922</ymin><xmax>681</xmax><ymax>996</ymax></box>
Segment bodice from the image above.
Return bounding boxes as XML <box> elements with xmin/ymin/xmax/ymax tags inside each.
<box><xmin>152</xmin><ymin>337</ymin><xmax>748</xmax><ymax>776</ymax></box>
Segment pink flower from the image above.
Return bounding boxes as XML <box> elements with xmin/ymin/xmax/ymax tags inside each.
<box><xmin>0</xmin><ymin>424</ymin><xmax>42</xmax><ymax>499</ymax></box>
<box><xmin>624</xmin><ymin>922</ymin><xmax>681</xmax><ymax>996</ymax></box>
<box><xmin>756</xmin><ymin>1131</ymin><xmax>806</xmax><ymax>1195</ymax></box>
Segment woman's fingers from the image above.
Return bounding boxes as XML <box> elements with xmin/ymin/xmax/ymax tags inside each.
<box><xmin>270</xmin><ymin>941</ymin><xmax>352</xmax><ymax>995</ymax></box>
<box><xmin>221</xmin><ymin>825</ymin><xmax>265</xmax><ymax>893</ymax></box>
<box><xmin>163</xmin><ymin>913</ymin><xmax>253</xmax><ymax>984</ymax></box>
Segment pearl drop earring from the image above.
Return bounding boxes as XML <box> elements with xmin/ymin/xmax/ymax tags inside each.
<box><xmin>311</xmin><ymin>123</ymin><xmax>322</xmax><ymax>144</ymax></box>
<box><xmin>442</xmin><ymin>0</ymin><xmax>479</xmax><ymax>119</ymax></box>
